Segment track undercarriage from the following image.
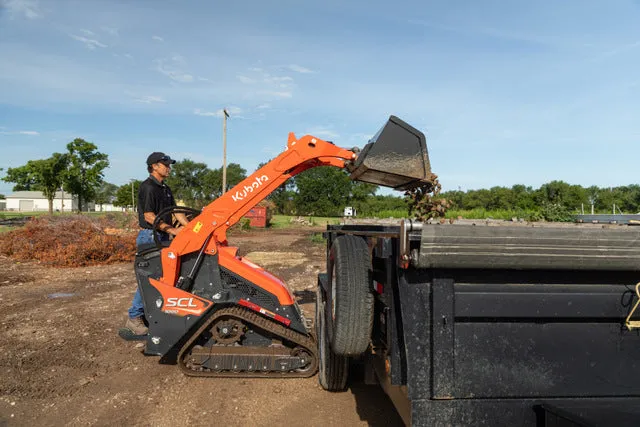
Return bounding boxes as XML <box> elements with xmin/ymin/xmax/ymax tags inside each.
<box><xmin>177</xmin><ymin>306</ymin><xmax>318</xmax><ymax>378</ymax></box>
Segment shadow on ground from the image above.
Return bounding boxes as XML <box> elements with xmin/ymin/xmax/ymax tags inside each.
<box><xmin>293</xmin><ymin>289</ymin><xmax>316</xmax><ymax>305</ymax></box>
<box><xmin>349</xmin><ymin>362</ymin><xmax>405</xmax><ymax>426</ymax></box>
<box><xmin>350</xmin><ymin>383</ymin><xmax>405</xmax><ymax>426</ymax></box>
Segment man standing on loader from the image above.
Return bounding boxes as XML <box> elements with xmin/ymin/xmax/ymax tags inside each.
<box><xmin>122</xmin><ymin>152</ymin><xmax>189</xmax><ymax>337</ymax></box>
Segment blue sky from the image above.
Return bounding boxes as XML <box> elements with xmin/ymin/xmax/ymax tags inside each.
<box><xmin>1</xmin><ymin>0</ymin><xmax>639</xmax><ymax>197</ymax></box>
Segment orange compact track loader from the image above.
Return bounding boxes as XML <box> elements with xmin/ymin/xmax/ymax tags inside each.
<box><xmin>123</xmin><ymin>115</ymin><xmax>433</xmax><ymax>378</ymax></box>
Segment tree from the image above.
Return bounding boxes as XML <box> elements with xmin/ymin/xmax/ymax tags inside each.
<box><xmin>94</xmin><ymin>182</ymin><xmax>118</xmax><ymax>210</ymax></box>
<box><xmin>2</xmin><ymin>165</ymin><xmax>41</xmax><ymax>191</ymax></box>
<box><xmin>511</xmin><ymin>184</ymin><xmax>536</xmax><ymax>210</ymax></box>
<box><xmin>253</xmin><ymin>161</ymin><xmax>295</xmax><ymax>214</ymax></box>
<box><xmin>2</xmin><ymin>153</ymin><xmax>69</xmax><ymax>214</ymax></box>
<box><xmin>163</xmin><ymin>160</ymin><xmax>247</xmax><ymax>209</ymax></box>
<box><xmin>201</xmin><ymin>163</ymin><xmax>247</xmax><ymax>203</ymax></box>
<box><xmin>293</xmin><ymin>167</ymin><xmax>353</xmax><ymax>216</ymax></box>
<box><xmin>64</xmin><ymin>138</ymin><xmax>109</xmax><ymax>212</ymax></box>
<box><xmin>114</xmin><ymin>180</ymin><xmax>142</xmax><ymax>209</ymax></box>
<box><xmin>349</xmin><ymin>181</ymin><xmax>378</xmax><ymax>214</ymax></box>
<box><xmin>164</xmin><ymin>159</ymin><xmax>210</xmax><ymax>208</ymax></box>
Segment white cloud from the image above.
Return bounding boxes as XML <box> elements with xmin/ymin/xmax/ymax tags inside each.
<box><xmin>237</xmin><ymin>75</ymin><xmax>256</xmax><ymax>84</ymax></box>
<box><xmin>133</xmin><ymin>95</ymin><xmax>166</xmax><ymax>104</ymax></box>
<box><xmin>287</xmin><ymin>64</ymin><xmax>314</xmax><ymax>73</ymax></box>
<box><xmin>194</xmin><ymin>106</ymin><xmax>242</xmax><ymax>118</ymax></box>
<box><xmin>265</xmin><ymin>75</ymin><xmax>293</xmax><ymax>84</ymax></box>
<box><xmin>259</xmin><ymin>90</ymin><xmax>292</xmax><ymax>98</ymax></box>
<box><xmin>69</xmin><ymin>34</ymin><xmax>107</xmax><ymax>50</ymax></box>
<box><xmin>154</xmin><ymin>56</ymin><xmax>194</xmax><ymax>82</ymax></box>
<box><xmin>348</xmin><ymin>133</ymin><xmax>375</xmax><ymax>142</ymax></box>
<box><xmin>197</xmin><ymin>76</ymin><xmax>210</xmax><ymax>82</ymax></box>
<box><xmin>123</xmin><ymin>53</ymin><xmax>133</xmax><ymax>59</ymax></box>
<box><xmin>0</xmin><ymin>129</ymin><xmax>40</xmax><ymax>136</ymax></box>
<box><xmin>4</xmin><ymin>0</ymin><xmax>41</xmax><ymax>19</ymax></box>
<box><xmin>80</xmin><ymin>29</ymin><xmax>95</xmax><ymax>36</ymax></box>
<box><xmin>152</xmin><ymin>35</ymin><xmax>164</xmax><ymax>42</ymax></box>
<box><xmin>257</xmin><ymin>103</ymin><xmax>271</xmax><ymax>109</ymax></box>
<box><xmin>101</xmin><ymin>26</ymin><xmax>119</xmax><ymax>36</ymax></box>
<box><xmin>307</xmin><ymin>127</ymin><xmax>339</xmax><ymax>139</ymax></box>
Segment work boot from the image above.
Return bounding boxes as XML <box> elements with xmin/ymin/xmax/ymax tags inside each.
<box><xmin>125</xmin><ymin>316</ymin><xmax>148</xmax><ymax>336</ymax></box>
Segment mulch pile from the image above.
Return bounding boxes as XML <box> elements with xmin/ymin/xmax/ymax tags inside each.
<box><xmin>0</xmin><ymin>214</ymin><xmax>138</xmax><ymax>267</ymax></box>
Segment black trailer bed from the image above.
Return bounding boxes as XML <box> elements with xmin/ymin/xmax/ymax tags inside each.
<box><xmin>329</xmin><ymin>222</ymin><xmax>640</xmax><ymax>271</ymax></box>
<box><xmin>323</xmin><ymin>221</ymin><xmax>640</xmax><ymax>426</ymax></box>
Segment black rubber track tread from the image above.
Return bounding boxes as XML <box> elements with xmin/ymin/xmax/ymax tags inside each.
<box><xmin>329</xmin><ymin>235</ymin><xmax>374</xmax><ymax>356</ymax></box>
<box><xmin>177</xmin><ymin>306</ymin><xmax>318</xmax><ymax>378</ymax></box>
<box><xmin>316</xmin><ymin>287</ymin><xmax>348</xmax><ymax>391</ymax></box>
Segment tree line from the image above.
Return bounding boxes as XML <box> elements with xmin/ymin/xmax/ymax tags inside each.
<box><xmin>2</xmin><ymin>139</ymin><xmax>109</xmax><ymax>213</ymax></box>
<box><xmin>439</xmin><ymin>182</ymin><xmax>640</xmax><ymax>221</ymax></box>
<box><xmin>3</xmin><ymin>138</ymin><xmax>639</xmax><ymax>220</ymax></box>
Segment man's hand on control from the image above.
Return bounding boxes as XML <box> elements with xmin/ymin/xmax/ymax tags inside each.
<box><xmin>167</xmin><ymin>226</ymin><xmax>183</xmax><ymax>236</ymax></box>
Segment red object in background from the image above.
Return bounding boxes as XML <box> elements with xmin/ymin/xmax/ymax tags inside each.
<box><xmin>243</xmin><ymin>207</ymin><xmax>267</xmax><ymax>227</ymax></box>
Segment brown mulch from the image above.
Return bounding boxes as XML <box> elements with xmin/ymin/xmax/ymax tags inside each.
<box><xmin>0</xmin><ymin>215</ymin><xmax>137</xmax><ymax>267</ymax></box>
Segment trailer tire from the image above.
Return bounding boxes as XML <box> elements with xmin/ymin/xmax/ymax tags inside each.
<box><xmin>327</xmin><ymin>235</ymin><xmax>374</xmax><ymax>356</ymax></box>
<box><xmin>317</xmin><ymin>287</ymin><xmax>349</xmax><ymax>391</ymax></box>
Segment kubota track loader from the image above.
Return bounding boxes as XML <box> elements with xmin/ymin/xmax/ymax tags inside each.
<box><xmin>124</xmin><ymin>115</ymin><xmax>432</xmax><ymax>378</ymax></box>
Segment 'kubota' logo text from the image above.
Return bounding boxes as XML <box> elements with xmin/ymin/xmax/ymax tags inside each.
<box><xmin>166</xmin><ymin>297</ymin><xmax>197</xmax><ymax>308</ymax></box>
<box><xmin>231</xmin><ymin>175</ymin><xmax>269</xmax><ymax>202</ymax></box>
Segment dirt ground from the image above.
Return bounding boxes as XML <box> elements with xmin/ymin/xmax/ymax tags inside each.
<box><xmin>0</xmin><ymin>228</ymin><xmax>404</xmax><ymax>427</ymax></box>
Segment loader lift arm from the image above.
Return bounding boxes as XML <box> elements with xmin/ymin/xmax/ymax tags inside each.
<box><xmin>157</xmin><ymin>132</ymin><xmax>357</xmax><ymax>288</ymax></box>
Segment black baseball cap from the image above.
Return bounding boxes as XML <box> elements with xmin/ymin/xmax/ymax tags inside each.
<box><xmin>146</xmin><ymin>152</ymin><xmax>176</xmax><ymax>166</ymax></box>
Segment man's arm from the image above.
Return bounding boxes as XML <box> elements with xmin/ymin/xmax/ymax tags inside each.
<box><xmin>174</xmin><ymin>212</ymin><xmax>190</xmax><ymax>227</ymax></box>
<box><xmin>143</xmin><ymin>212</ymin><xmax>181</xmax><ymax>236</ymax></box>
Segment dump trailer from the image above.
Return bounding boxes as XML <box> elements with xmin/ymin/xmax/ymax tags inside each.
<box><xmin>314</xmin><ymin>115</ymin><xmax>640</xmax><ymax>426</ymax></box>
<box><xmin>316</xmin><ymin>220</ymin><xmax>640</xmax><ymax>426</ymax></box>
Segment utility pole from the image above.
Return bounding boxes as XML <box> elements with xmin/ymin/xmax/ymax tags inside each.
<box><xmin>222</xmin><ymin>108</ymin><xmax>229</xmax><ymax>194</ymax></box>
<box><xmin>130</xmin><ymin>180</ymin><xmax>135</xmax><ymax>212</ymax></box>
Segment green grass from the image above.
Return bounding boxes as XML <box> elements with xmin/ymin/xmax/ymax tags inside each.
<box><xmin>269</xmin><ymin>215</ymin><xmax>341</xmax><ymax>229</ymax></box>
<box><xmin>309</xmin><ymin>232</ymin><xmax>326</xmax><ymax>244</ymax></box>
<box><xmin>0</xmin><ymin>225</ymin><xmax>16</xmax><ymax>233</ymax></box>
<box><xmin>366</xmin><ymin>209</ymin><xmax>408</xmax><ymax>219</ymax></box>
<box><xmin>444</xmin><ymin>208</ymin><xmax>540</xmax><ymax>220</ymax></box>
<box><xmin>0</xmin><ymin>210</ymin><xmax>121</xmax><ymax>219</ymax></box>
<box><xmin>0</xmin><ymin>211</ymin><xmax>44</xmax><ymax>219</ymax></box>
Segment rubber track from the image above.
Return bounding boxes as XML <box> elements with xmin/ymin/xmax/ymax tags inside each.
<box><xmin>177</xmin><ymin>306</ymin><xmax>319</xmax><ymax>378</ymax></box>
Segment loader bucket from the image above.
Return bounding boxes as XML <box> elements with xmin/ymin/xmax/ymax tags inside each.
<box><xmin>347</xmin><ymin>115</ymin><xmax>432</xmax><ymax>191</ymax></box>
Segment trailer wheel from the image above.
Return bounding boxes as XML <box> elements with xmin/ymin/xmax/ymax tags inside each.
<box><xmin>327</xmin><ymin>235</ymin><xmax>374</xmax><ymax>356</ymax></box>
<box><xmin>317</xmin><ymin>287</ymin><xmax>349</xmax><ymax>391</ymax></box>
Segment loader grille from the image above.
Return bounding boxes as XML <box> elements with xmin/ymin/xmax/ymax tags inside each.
<box><xmin>220</xmin><ymin>268</ymin><xmax>280</xmax><ymax>309</ymax></box>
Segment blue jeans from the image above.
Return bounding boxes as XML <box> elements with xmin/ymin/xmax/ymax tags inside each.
<box><xmin>128</xmin><ymin>229</ymin><xmax>170</xmax><ymax>319</ymax></box>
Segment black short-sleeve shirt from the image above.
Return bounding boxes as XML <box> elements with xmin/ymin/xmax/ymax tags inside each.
<box><xmin>137</xmin><ymin>175</ymin><xmax>176</xmax><ymax>229</ymax></box>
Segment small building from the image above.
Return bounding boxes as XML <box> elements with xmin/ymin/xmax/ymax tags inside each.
<box><xmin>243</xmin><ymin>206</ymin><xmax>269</xmax><ymax>227</ymax></box>
<box><xmin>343</xmin><ymin>206</ymin><xmax>356</xmax><ymax>217</ymax></box>
<box><xmin>6</xmin><ymin>191</ymin><xmax>78</xmax><ymax>212</ymax></box>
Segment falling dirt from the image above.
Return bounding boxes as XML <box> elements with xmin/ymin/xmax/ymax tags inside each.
<box><xmin>0</xmin><ymin>228</ymin><xmax>403</xmax><ymax>427</ymax></box>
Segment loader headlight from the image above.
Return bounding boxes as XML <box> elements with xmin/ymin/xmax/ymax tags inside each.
<box><xmin>156</xmin><ymin>298</ymin><xmax>163</xmax><ymax>308</ymax></box>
